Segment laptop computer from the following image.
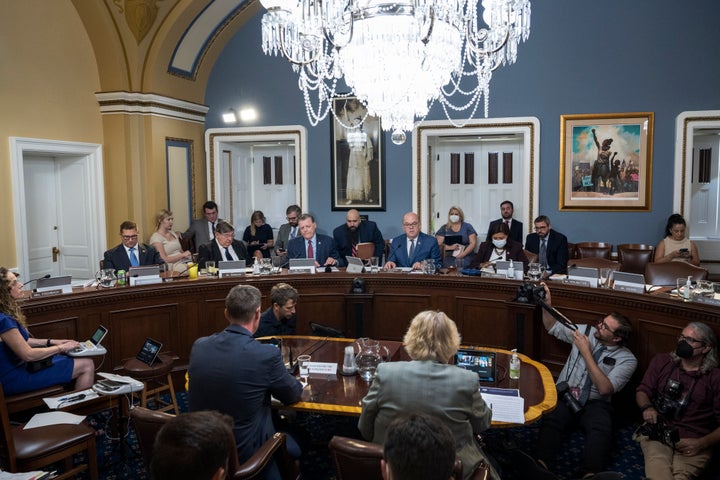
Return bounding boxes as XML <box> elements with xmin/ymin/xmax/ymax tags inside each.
<box><xmin>567</xmin><ymin>265</ymin><xmax>599</xmax><ymax>288</ymax></box>
<box><xmin>289</xmin><ymin>258</ymin><xmax>316</xmax><ymax>274</ymax></box>
<box><xmin>128</xmin><ymin>265</ymin><xmax>162</xmax><ymax>286</ymax></box>
<box><xmin>613</xmin><ymin>271</ymin><xmax>646</xmax><ymax>293</ymax></box>
<box><xmin>346</xmin><ymin>256</ymin><xmax>365</xmax><ymax>273</ymax></box>
<box><xmin>68</xmin><ymin>325</ymin><xmax>108</xmax><ymax>357</ymax></box>
<box><xmin>218</xmin><ymin>260</ymin><xmax>247</xmax><ymax>277</ymax></box>
<box><xmin>454</xmin><ymin>349</ymin><xmax>497</xmax><ymax>383</ymax></box>
<box><xmin>136</xmin><ymin>338</ymin><xmax>163</xmax><ymax>365</ymax></box>
<box><xmin>35</xmin><ymin>275</ymin><xmax>72</xmax><ymax>294</ymax></box>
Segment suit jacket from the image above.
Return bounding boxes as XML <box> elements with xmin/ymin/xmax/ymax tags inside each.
<box><xmin>254</xmin><ymin>307</ymin><xmax>297</xmax><ymax>338</ymax></box>
<box><xmin>183</xmin><ymin>218</ymin><xmax>216</xmax><ymax>251</ymax></box>
<box><xmin>485</xmin><ymin>218</ymin><xmax>524</xmax><ymax>245</ymax></box>
<box><xmin>197</xmin><ymin>239</ymin><xmax>250</xmax><ymax>268</ymax></box>
<box><xmin>188</xmin><ymin>324</ymin><xmax>302</xmax><ymax>464</ymax></box>
<box><xmin>275</xmin><ymin>223</ymin><xmax>297</xmax><ymax>252</ymax></box>
<box><xmin>332</xmin><ymin>220</ymin><xmax>385</xmax><ymax>265</ymax></box>
<box><xmin>387</xmin><ymin>232</ymin><xmax>441</xmax><ymax>268</ymax></box>
<box><xmin>525</xmin><ymin>229</ymin><xmax>569</xmax><ymax>275</ymax></box>
<box><xmin>103</xmin><ymin>243</ymin><xmax>162</xmax><ymax>271</ymax></box>
<box><xmin>358</xmin><ymin>361</ymin><xmax>497</xmax><ymax>480</ymax></box>
<box><xmin>286</xmin><ymin>234</ymin><xmax>340</xmax><ymax>265</ymax></box>
<box><xmin>469</xmin><ymin>240</ymin><xmax>529</xmax><ymax>269</ymax></box>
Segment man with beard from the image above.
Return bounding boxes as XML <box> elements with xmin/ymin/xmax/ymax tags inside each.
<box><xmin>275</xmin><ymin>204</ymin><xmax>302</xmax><ymax>255</ymax></box>
<box><xmin>635</xmin><ymin>322</ymin><xmax>720</xmax><ymax>480</ymax></box>
<box><xmin>525</xmin><ymin>215</ymin><xmax>569</xmax><ymax>276</ymax></box>
<box><xmin>485</xmin><ymin>200</ymin><xmax>524</xmax><ymax>246</ymax></box>
<box><xmin>333</xmin><ymin>209</ymin><xmax>385</xmax><ymax>266</ymax></box>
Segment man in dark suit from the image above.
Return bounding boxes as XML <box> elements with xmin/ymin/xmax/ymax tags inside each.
<box><xmin>197</xmin><ymin>220</ymin><xmax>250</xmax><ymax>268</ymax></box>
<box><xmin>254</xmin><ymin>283</ymin><xmax>298</xmax><ymax>338</ymax></box>
<box><xmin>525</xmin><ymin>215</ymin><xmax>569</xmax><ymax>275</ymax></box>
<box><xmin>287</xmin><ymin>214</ymin><xmax>340</xmax><ymax>267</ymax></box>
<box><xmin>486</xmin><ymin>200</ymin><xmax>524</xmax><ymax>245</ymax></box>
<box><xmin>103</xmin><ymin>220</ymin><xmax>162</xmax><ymax>271</ymax></box>
<box><xmin>188</xmin><ymin>284</ymin><xmax>302</xmax><ymax>469</ymax></box>
<box><xmin>183</xmin><ymin>201</ymin><xmax>220</xmax><ymax>252</ymax></box>
<box><xmin>384</xmin><ymin>212</ymin><xmax>441</xmax><ymax>270</ymax></box>
<box><xmin>333</xmin><ymin>209</ymin><xmax>385</xmax><ymax>265</ymax></box>
<box><xmin>274</xmin><ymin>204</ymin><xmax>301</xmax><ymax>255</ymax></box>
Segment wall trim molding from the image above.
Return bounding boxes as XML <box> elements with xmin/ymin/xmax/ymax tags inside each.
<box><xmin>96</xmin><ymin>91</ymin><xmax>209</xmax><ymax>123</ymax></box>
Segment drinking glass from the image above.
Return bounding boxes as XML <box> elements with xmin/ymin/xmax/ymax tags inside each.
<box><xmin>694</xmin><ymin>280</ymin><xmax>714</xmax><ymax>299</ymax></box>
<box><xmin>599</xmin><ymin>268</ymin><xmax>611</xmax><ymax>288</ymax></box>
<box><xmin>528</xmin><ymin>263</ymin><xmax>542</xmax><ymax>282</ymax></box>
<box><xmin>297</xmin><ymin>354</ymin><xmax>311</xmax><ymax>384</ymax></box>
<box><xmin>370</xmin><ymin>256</ymin><xmax>379</xmax><ymax>273</ymax></box>
<box><xmin>676</xmin><ymin>277</ymin><xmax>692</xmax><ymax>301</ymax></box>
<box><xmin>260</xmin><ymin>258</ymin><xmax>272</xmax><ymax>275</ymax></box>
<box><xmin>426</xmin><ymin>261</ymin><xmax>436</xmax><ymax>275</ymax></box>
<box><xmin>205</xmin><ymin>261</ymin><xmax>217</xmax><ymax>276</ymax></box>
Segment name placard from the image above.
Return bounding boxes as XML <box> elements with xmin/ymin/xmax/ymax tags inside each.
<box><xmin>307</xmin><ymin>362</ymin><xmax>338</xmax><ymax>375</ymax></box>
<box><xmin>613</xmin><ymin>283</ymin><xmax>645</xmax><ymax>294</ymax></box>
<box><xmin>31</xmin><ymin>288</ymin><xmax>63</xmax><ymax>298</ymax></box>
<box><xmin>566</xmin><ymin>279</ymin><xmax>593</xmax><ymax>288</ymax></box>
<box><xmin>692</xmin><ymin>296</ymin><xmax>720</xmax><ymax>307</ymax></box>
<box><xmin>481</xmin><ymin>272</ymin><xmax>507</xmax><ymax>279</ymax></box>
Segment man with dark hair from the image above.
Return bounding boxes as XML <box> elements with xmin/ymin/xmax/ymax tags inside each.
<box><xmin>486</xmin><ymin>200</ymin><xmax>524</xmax><ymax>245</ymax></box>
<box><xmin>151</xmin><ymin>410</ymin><xmax>233</xmax><ymax>480</ymax></box>
<box><xmin>197</xmin><ymin>220</ymin><xmax>250</xmax><ymax>268</ymax></box>
<box><xmin>275</xmin><ymin>205</ymin><xmax>302</xmax><ymax>255</ymax></box>
<box><xmin>333</xmin><ymin>209</ymin><xmax>385</xmax><ymax>263</ymax></box>
<box><xmin>183</xmin><ymin>200</ymin><xmax>220</xmax><ymax>251</ymax></box>
<box><xmin>635</xmin><ymin>322</ymin><xmax>720</xmax><ymax>480</ymax></box>
<box><xmin>188</xmin><ymin>284</ymin><xmax>303</xmax><ymax>470</ymax></box>
<box><xmin>254</xmin><ymin>282</ymin><xmax>299</xmax><ymax>338</ymax></box>
<box><xmin>286</xmin><ymin>214</ymin><xmax>340</xmax><ymax>267</ymax></box>
<box><xmin>103</xmin><ymin>220</ymin><xmax>162</xmax><ymax>271</ymax></box>
<box><xmin>382</xmin><ymin>414</ymin><xmax>456</xmax><ymax>480</ymax></box>
<box><xmin>525</xmin><ymin>215</ymin><xmax>569</xmax><ymax>275</ymax></box>
<box><xmin>534</xmin><ymin>284</ymin><xmax>637</xmax><ymax>479</ymax></box>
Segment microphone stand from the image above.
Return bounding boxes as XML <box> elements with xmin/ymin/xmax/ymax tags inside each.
<box><xmin>22</xmin><ymin>274</ymin><xmax>51</xmax><ymax>291</ymax></box>
<box><xmin>537</xmin><ymin>298</ymin><xmax>578</xmax><ymax>331</ymax></box>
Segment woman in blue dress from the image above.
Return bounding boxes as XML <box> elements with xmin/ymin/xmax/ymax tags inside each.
<box><xmin>242</xmin><ymin>210</ymin><xmax>275</xmax><ymax>260</ymax></box>
<box><xmin>0</xmin><ymin>267</ymin><xmax>94</xmax><ymax>395</ymax></box>
<box><xmin>435</xmin><ymin>206</ymin><xmax>478</xmax><ymax>269</ymax></box>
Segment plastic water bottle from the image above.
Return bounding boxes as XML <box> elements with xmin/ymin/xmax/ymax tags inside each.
<box><xmin>507</xmin><ymin>260</ymin><xmax>515</xmax><ymax>279</ymax></box>
<box><xmin>684</xmin><ymin>276</ymin><xmax>692</xmax><ymax>301</ymax></box>
<box><xmin>509</xmin><ymin>349</ymin><xmax>521</xmax><ymax>380</ymax></box>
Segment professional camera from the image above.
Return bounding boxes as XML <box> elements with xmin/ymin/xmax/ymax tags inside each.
<box><xmin>556</xmin><ymin>381</ymin><xmax>583</xmax><ymax>415</ymax></box>
<box><xmin>515</xmin><ymin>282</ymin><xmax>547</xmax><ymax>304</ymax></box>
<box><xmin>635</xmin><ymin>416</ymin><xmax>680</xmax><ymax>448</ymax></box>
<box><xmin>654</xmin><ymin>378</ymin><xmax>686</xmax><ymax>419</ymax></box>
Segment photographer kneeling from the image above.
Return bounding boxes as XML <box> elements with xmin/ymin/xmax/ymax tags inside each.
<box><xmin>535</xmin><ymin>283</ymin><xmax>637</xmax><ymax>479</ymax></box>
<box><xmin>635</xmin><ymin>322</ymin><xmax>720</xmax><ymax>480</ymax></box>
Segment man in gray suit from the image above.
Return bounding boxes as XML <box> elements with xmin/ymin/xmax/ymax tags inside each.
<box><xmin>183</xmin><ymin>201</ymin><xmax>220</xmax><ymax>252</ymax></box>
<box><xmin>274</xmin><ymin>204</ymin><xmax>301</xmax><ymax>255</ymax></box>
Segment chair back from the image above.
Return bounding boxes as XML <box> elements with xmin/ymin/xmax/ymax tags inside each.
<box><xmin>575</xmin><ymin>242</ymin><xmax>613</xmax><ymax>259</ymax></box>
<box><xmin>617</xmin><ymin>244</ymin><xmax>655</xmax><ymax>274</ymax></box>
<box><xmin>356</xmin><ymin>242</ymin><xmax>375</xmax><ymax>260</ymax></box>
<box><xmin>129</xmin><ymin>406</ymin><xmax>175</xmax><ymax>468</ymax></box>
<box><xmin>569</xmin><ymin>257</ymin><xmax>621</xmax><ymax>271</ymax></box>
<box><xmin>310</xmin><ymin>322</ymin><xmax>345</xmax><ymax>338</ymax></box>
<box><xmin>567</xmin><ymin>243</ymin><xmax>578</xmax><ymax>260</ymax></box>
<box><xmin>644</xmin><ymin>262</ymin><xmax>708</xmax><ymax>286</ymax></box>
<box><xmin>179</xmin><ymin>234</ymin><xmax>196</xmax><ymax>254</ymax></box>
<box><xmin>0</xmin><ymin>383</ymin><xmax>19</xmax><ymax>471</ymax></box>
<box><xmin>523</xmin><ymin>249</ymin><xmax>538</xmax><ymax>264</ymax></box>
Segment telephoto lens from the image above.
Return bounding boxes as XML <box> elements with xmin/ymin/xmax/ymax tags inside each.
<box><xmin>556</xmin><ymin>381</ymin><xmax>583</xmax><ymax>414</ymax></box>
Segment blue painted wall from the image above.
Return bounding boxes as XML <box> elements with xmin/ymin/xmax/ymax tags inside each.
<box><xmin>204</xmin><ymin>0</ymin><xmax>720</xmax><ymax>245</ymax></box>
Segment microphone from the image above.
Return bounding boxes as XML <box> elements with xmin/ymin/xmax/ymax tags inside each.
<box><xmin>59</xmin><ymin>393</ymin><xmax>86</xmax><ymax>403</ymax></box>
<box><xmin>23</xmin><ymin>274</ymin><xmax>51</xmax><ymax>290</ymax></box>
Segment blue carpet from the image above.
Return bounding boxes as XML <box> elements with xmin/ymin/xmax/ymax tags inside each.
<box><xmin>89</xmin><ymin>393</ymin><xmax>646</xmax><ymax>480</ymax></box>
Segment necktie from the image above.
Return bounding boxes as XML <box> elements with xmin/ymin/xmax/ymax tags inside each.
<box><xmin>579</xmin><ymin>346</ymin><xmax>606</xmax><ymax>405</ymax></box>
<box><xmin>505</xmin><ymin>220</ymin><xmax>511</xmax><ymax>228</ymax></box>
<box><xmin>225</xmin><ymin>247</ymin><xmax>233</xmax><ymax>261</ymax></box>
<box><xmin>539</xmin><ymin>239</ymin><xmax>548</xmax><ymax>268</ymax></box>
<box><xmin>290</xmin><ymin>227</ymin><xmax>297</xmax><ymax>239</ymax></box>
<box><xmin>211</xmin><ymin>222</ymin><xmax>216</xmax><ymax>234</ymax></box>
<box><xmin>409</xmin><ymin>239</ymin><xmax>416</xmax><ymax>260</ymax></box>
<box><xmin>352</xmin><ymin>243</ymin><xmax>358</xmax><ymax>257</ymax></box>
<box><xmin>129</xmin><ymin>247</ymin><xmax>139</xmax><ymax>267</ymax></box>
<box><xmin>307</xmin><ymin>240</ymin><xmax>314</xmax><ymax>258</ymax></box>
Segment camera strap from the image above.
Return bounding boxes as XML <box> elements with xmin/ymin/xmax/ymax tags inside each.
<box><xmin>663</xmin><ymin>363</ymin><xmax>698</xmax><ymax>419</ymax></box>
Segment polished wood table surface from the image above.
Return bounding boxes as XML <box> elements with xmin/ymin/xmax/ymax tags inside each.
<box><xmin>271</xmin><ymin>336</ymin><xmax>557</xmax><ymax>426</ymax></box>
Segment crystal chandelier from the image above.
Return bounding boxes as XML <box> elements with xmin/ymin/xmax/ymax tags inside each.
<box><xmin>259</xmin><ymin>0</ymin><xmax>531</xmax><ymax>145</ymax></box>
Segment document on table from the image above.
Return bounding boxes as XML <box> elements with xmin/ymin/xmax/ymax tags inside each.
<box><xmin>43</xmin><ymin>388</ymin><xmax>98</xmax><ymax>409</ymax></box>
<box><xmin>24</xmin><ymin>411</ymin><xmax>86</xmax><ymax>430</ymax></box>
<box><xmin>0</xmin><ymin>471</ymin><xmax>52</xmax><ymax>480</ymax></box>
<box><xmin>480</xmin><ymin>387</ymin><xmax>525</xmax><ymax>424</ymax></box>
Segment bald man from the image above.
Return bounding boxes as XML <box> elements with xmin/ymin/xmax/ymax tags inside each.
<box><xmin>333</xmin><ymin>209</ymin><xmax>385</xmax><ymax>266</ymax></box>
<box><xmin>384</xmin><ymin>212</ymin><xmax>441</xmax><ymax>271</ymax></box>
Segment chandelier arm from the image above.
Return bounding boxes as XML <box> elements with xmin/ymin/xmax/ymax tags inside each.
<box><xmin>324</xmin><ymin>5</ymin><xmax>354</xmax><ymax>50</ymax></box>
<box><xmin>279</xmin><ymin>25</ymin><xmax>323</xmax><ymax>66</ymax></box>
<box><xmin>467</xmin><ymin>27</ymin><xmax>510</xmax><ymax>57</ymax></box>
<box><xmin>420</xmin><ymin>6</ymin><xmax>435</xmax><ymax>45</ymax></box>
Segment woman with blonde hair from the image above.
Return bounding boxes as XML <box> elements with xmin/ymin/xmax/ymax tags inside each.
<box><xmin>358</xmin><ymin>310</ymin><xmax>498</xmax><ymax>480</ymax></box>
<box><xmin>150</xmin><ymin>209</ymin><xmax>192</xmax><ymax>271</ymax></box>
<box><xmin>242</xmin><ymin>210</ymin><xmax>274</xmax><ymax>260</ymax></box>
<box><xmin>435</xmin><ymin>206</ymin><xmax>478</xmax><ymax>269</ymax></box>
<box><xmin>0</xmin><ymin>267</ymin><xmax>94</xmax><ymax>395</ymax></box>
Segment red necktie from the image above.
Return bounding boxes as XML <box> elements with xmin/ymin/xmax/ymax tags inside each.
<box><xmin>352</xmin><ymin>243</ymin><xmax>357</xmax><ymax>257</ymax></box>
<box><xmin>307</xmin><ymin>240</ymin><xmax>314</xmax><ymax>258</ymax></box>
<box><xmin>505</xmin><ymin>220</ymin><xmax>511</xmax><ymax>228</ymax></box>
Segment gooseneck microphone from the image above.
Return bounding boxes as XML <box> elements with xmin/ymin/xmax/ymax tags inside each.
<box><xmin>23</xmin><ymin>274</ymin><xmax>51</xmax><ymax>290</ymax></box>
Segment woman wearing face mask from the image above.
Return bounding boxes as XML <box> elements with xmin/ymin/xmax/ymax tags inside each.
<box><xmin>469</xmin><ymin>222</ymin><xmax>528</xmax><ymax>269</ymax></box>
<box><xmin>435</xmin><ymin>206</ymin><xmax>477</xmax><ymax>269</ymax></box>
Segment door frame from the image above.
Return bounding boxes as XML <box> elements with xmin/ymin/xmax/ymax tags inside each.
<box><xmin>413</xmin><ymin>117</ymin><xmax>541</xmax><ymax>231</ymax></box>
<box><xmin>10</xmin><ymin>137</ymin><xmax>106</xmax><ymax>275</ymax></box>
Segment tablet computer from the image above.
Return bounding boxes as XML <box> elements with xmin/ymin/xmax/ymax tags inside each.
<box><xmin>454</xmin><ymin>349</ymin><xmax>497</xmax><ymax>383</ymax></box>
<box><xmin>136</xmin><ymin>338</ymin><xmax>163</xmax><ymax>365</ymax></box>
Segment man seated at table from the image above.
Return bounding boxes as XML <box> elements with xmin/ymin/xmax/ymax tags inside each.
<box><xmin>382</xmin><ymin>414</ymin><xmax>457</xmax><ymax>480</ymax></box>
<box><xmin>151</xmin><ymin>410</ymin><xmax>233</xmax><ymax>480</ymax></box>
<box><xmin>287</xmin><ymin>214</ymin><xmax>340</xmax><ymax>267</ymax></box>
<box><xmin>533</xmin><ymin>283</ymin><xmax>637</xmax><ymax>479</ymax></box>
<box><xmin>333</xmin><ymin>209</ymin><xmax>385</xmax><ymax>264</ymax></box>
<box><xmin>254</xmin><ymin>283</ymin><xmax>298</xmax><ymax>338</ymax></box>
<box><xmin>197</xmin><ymin>220</ymin><xmax>250</xmax><ymax>268</ymax></box>
<box><xmin>103</xmin><ymin>220</ymin><xmax>162</xmax><ymax>271</ymax></box>
<box><xmin>183</xmin><ymin>200</ymin><xmax>221</xmax><ymax>253</ymax></box>
<box><xmin>188</xmin><ymin>284</ymin><xmax>303</xmax><ymax>474</ymax></box>
<box><xmin>384</xmin><ymin>212</ymin><xmax>441</xmax><ymax>271</ymax></box>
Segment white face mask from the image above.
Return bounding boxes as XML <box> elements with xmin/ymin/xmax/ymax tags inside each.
<box><xmin>449</xmin><ymin>214</ymin><xmax>460</xmax><ymax>223</ymax></box>
<box><xmin>492</xmin><ymin>239</ymin><xmax>507</xmax><ymax>249</ymax></box>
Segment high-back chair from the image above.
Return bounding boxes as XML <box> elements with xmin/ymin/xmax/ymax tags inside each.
<box><xmin>568</xmin><ymin>257</ymin><xmax>621</xmax><ymax>271</ymax></box>
<box><xmin>617</xmin><ymin>243</ymin><xmax>655</xmax><ymax>275</ymax></box>
<box><xmin>0</xmin><ymin>384</ymin><xmax>98</xmax><ymax>480</ymax></box>
<box><xmin>644</xmin><ymin>262</ymin><xmax>708</xmax><ymax>286</ymax></box>
<box><xmin>575</xmin><ymin>242</ymin><xmax>613</xmax><ymax>259</ymax></box>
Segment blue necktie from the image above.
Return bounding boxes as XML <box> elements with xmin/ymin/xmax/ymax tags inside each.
<box><xmin>225</xmin><ymin>248</ymin><xmax>233</xmax><ymax>261</ymax></box>
<box><xmin>129</xmin><ymin>247</ymin><xmax>139</xmax><ymax>267</ymax></box>
<box><xmin>408</xmin><ymin>239</ymin><xmax>416</xmax><ymax>260</ymax></box>
<box><xmin>290</xmin><ymin>227</ymin><xmax>297</xmax><ymax>239</ymax></box>
<box><xmin>579</xmin><ymin>346</ymin><xmax>606</xmax><ymax>405</ymax></box>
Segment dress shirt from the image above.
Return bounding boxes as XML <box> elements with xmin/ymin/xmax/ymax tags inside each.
<box><xmin>216</xmin><ymin>239</ymin><xmax>239</xmax><ymax>261</ymax></box>
<box><xmin>126</xmin><ymin>246</ymin><xmax>139</xmax><ymax>266</ymax></box>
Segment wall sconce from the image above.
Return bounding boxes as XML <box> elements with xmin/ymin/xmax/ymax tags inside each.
<box><xmin>222</xmin><ymin>109</ymin><xmax>238</xmax><ymax>124</ymax></box>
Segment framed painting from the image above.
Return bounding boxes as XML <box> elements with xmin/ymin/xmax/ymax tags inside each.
<box><xmin>559</xmin><ymin>112</ymin><xmax>654</xmax><ymax>211</ymax></box>
<box><xmin>331</xmin><ymin>96</ymin><xmax>385</xmax><ymax>211</ymax></box>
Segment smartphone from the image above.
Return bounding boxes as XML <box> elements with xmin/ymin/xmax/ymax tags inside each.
<box><xmin>679</xmin><ymin>248</ymin><xmax>689</xmax><ymax>253</ymax></box>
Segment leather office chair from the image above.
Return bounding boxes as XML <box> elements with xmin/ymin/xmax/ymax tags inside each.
<box><xmin>328</xmin><ymin>435</ymin><xmax>465</xmax><ymax>480</ymax></box>
<box><xmin>179</xmin><ymin>234</ymin><xmax>195</xmax><ymax>254</ymax></box>
<box><xmin>575</xmin><ymin>242</ymin><xmax>613</xmax><ymax>259</ymax></box>
<box><xmin>130</xmin><ymin>407</ymin><xmax>299</xmax><ymax>480</ymax></box>
<box><xmin>524</xmin><ymin>249</ymin><xmax>538</xmax><ymax>264</ymax></box>
<box><xmin>310</xmin><ymin>322</ymin><xmax>345</xmax><ymax>338</ymax></box>
<box><xmin>0</xmin><ymin>384</ymin><xmax>98</xmax><ymax>480</ymax></box>
<box><xmin>355</xmin><ymin>242</ymin><xmax>376</xmax><ymax>260</ymax></box>
<box><xmin>567</xmin><ymin>243</ymin><xmax>578</xmax><ymax>260</ymax></box>
<box><xmin>617</xmin><ymin>243</ymin><xmax>655</xmax><ymax>275</ymax></box>
<box><xmin>569</xmin><ymin>257</ymin><xmax>621</xmax><ymax>271</ymax></box>
<box><xmin>644</xmin><ymin>262</ymin><xmax>708</xmax><ymax>286</ymax></box>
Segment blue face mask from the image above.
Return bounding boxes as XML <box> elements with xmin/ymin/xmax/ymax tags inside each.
<box><xmin>492</xmin><ymin>239</ymin><xmax>506</xmax><ymax>249</ymax></box>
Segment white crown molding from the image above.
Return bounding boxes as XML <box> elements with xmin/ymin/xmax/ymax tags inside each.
<box><xmin>95</xmin><ymin>92</ymin><xmax>209</xmax><ymax>123</ymax></box>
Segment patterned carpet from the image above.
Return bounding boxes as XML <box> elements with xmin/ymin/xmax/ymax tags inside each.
<box><xmin>87</xmin><ymin>392</ymin><xmax>649</xmax><ymax>480</ymax></box>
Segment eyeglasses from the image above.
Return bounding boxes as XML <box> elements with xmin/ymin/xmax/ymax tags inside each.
<box><xmin>286</xmin><ymin>216</ymin><xmax>298</xmax><ymax>221</ymax></box>
<box><xmin>403</xmin><ymin>222</ymin><xmax>419</xmax><ymax>227</ymax></box>
<box><xmin>121</xmin><ymin>235</ymin><xmax>138</xmax><ymax>240</ymax></box>
<box><xmin>597</xmin><ymin>319</ymin><xmax>618</xmax><ymax>335</ymax></box>
<box><xmin>678</xmin><ymin>334</ymin><xmax>704</xmax><ymax>345</ymax></box>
